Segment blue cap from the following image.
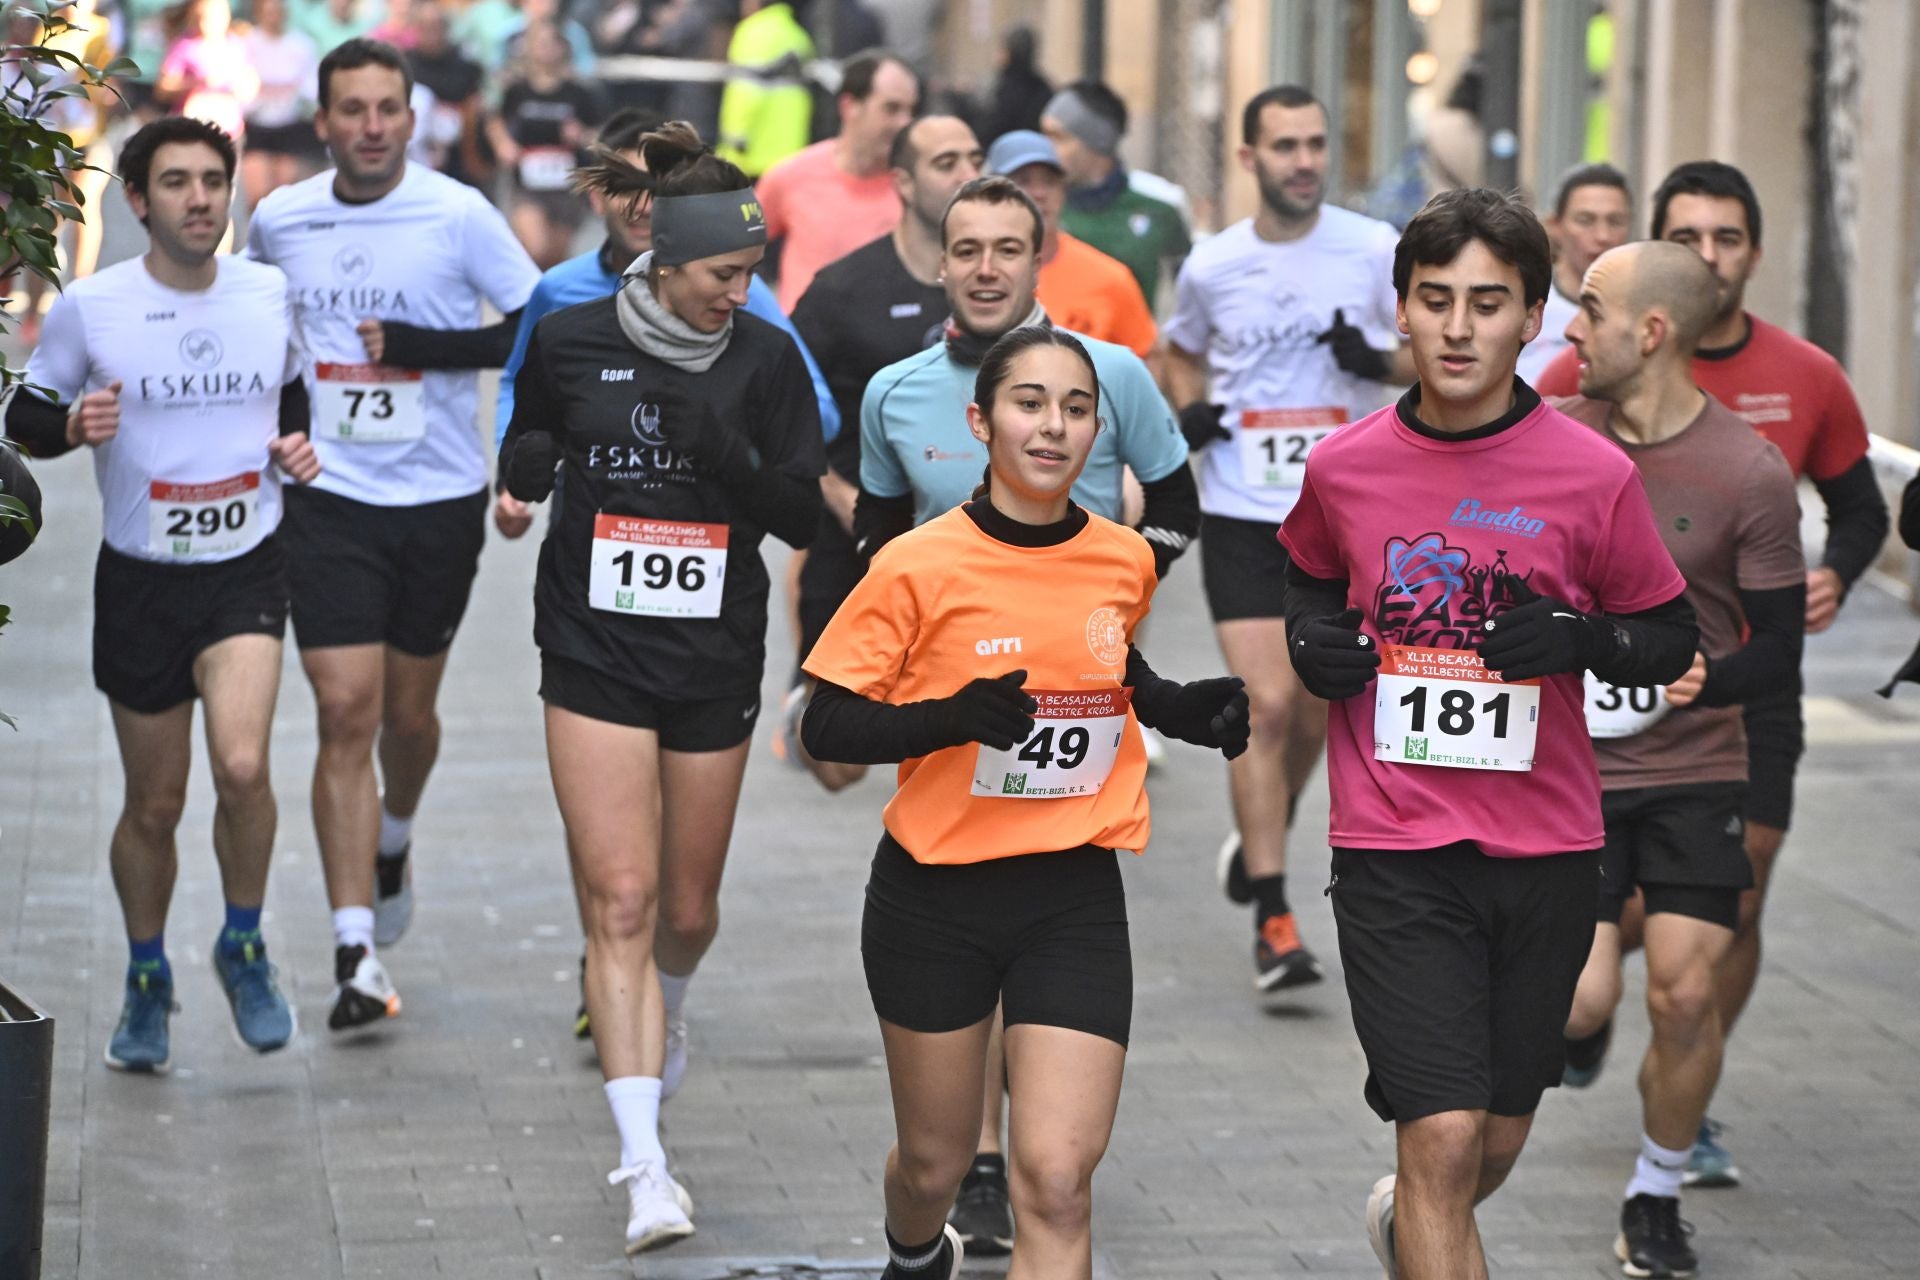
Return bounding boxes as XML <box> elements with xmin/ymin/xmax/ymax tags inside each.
<box><xmin>986</xmin><ymin>129</ymin><xmax>1063</xmax><ymax>177</ymax></box>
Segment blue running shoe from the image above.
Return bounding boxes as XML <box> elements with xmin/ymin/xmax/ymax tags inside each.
<box><xmin>213</xmin><ymin>935</ymin><xmax>295</xmax><ymax>1053</ymax></box>
<box><xmin>1683</xmin><ymin>1119</ymin><xmax>1740</xmax><ymax>1189</ymax></box>
<box><xmin>104</xmin><ymin>970</ymin><xmax>175</xmax><ymax>1074</ymax></box>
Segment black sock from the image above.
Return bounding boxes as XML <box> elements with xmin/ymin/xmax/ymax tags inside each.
<box><xmin>1250</xmin><ymin>873</ymin><xmax>1289</xmax><ymax>921</ymax></box>
<box><xmin>886</xmin><ymin>1225</ymin><xmax>949</xmax><ymax>1274</ymax></box>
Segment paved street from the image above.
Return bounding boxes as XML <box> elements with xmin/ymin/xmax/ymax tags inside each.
<box><xmin>4</xmin><ymin>209</ymin><xmax>1919</xmax><ymax>1278</ymax></box>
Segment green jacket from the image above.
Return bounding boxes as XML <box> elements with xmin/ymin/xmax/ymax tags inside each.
<box><xmin>716</xmin><ymin>3</ymin><xmax>815</xmax><ymax>178</ymax></box>
<box><xmin>1061</xmin><ymin>180</ymin><xmax>1190</xmax><ymax>310</ymax></box>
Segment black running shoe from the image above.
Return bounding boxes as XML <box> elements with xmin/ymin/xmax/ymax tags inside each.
<box><xmin>1563</xmin><ymin>1017</ymin><xmax>1613</xmax><ymax>1088</ymax></box>
<box><xmin>948</xmin><ymin>1156</ymin><xmax>1014</xmax><ymax>1256</ymax></box>
<box><xmin>1255</xmin><ymin>911</ymin><xmax>1323</xmax><ymax>991</ymax></box>
<box><xmin>1615</xmin><ymin>1193</ymin><xmax>1697</xmax><ymax>1278</ymax></box>
<box><xmin>881</xmin><ymin>1223</ymin><xmax>963</xmax><ymax>1279</ymax></box>
<box><xmin>328</xmin><ymin>944</ymin><xmax>400</xmax><ymax>1031</ymax></box>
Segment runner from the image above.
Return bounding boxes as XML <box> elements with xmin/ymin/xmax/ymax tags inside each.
<box><xmin>801</xmin><ymin>324</ymin><xmax>1249</xmax><ymax>1280</ymax></box>
<box><xmin>1515</xmin><ymin>163</ymin><xmax>1629</xmax><ymax>385</ymax></box>
<box><xmin>1278</xmin><ymin>187</ymin><xmax>1699</xmax><ymax>1280</ymax></box>
<box><xmin>6</xmin><ymin>117</ymin><xmax>321</xmax><ymax>1071</ymax></box>
<box><xmin>1162</xmin><ymin>84</ymin><xmax>1409</xmax><ymax>993</ymax></box>
<box><xmin>497</xmin><ymin>129</ymin><xmax>824</xmax><ymax>1252</ymax></box>
<box><xmin>246</xmin><ymin>37</ymin><xmax>541</xmax><ymax>1033</ymax></box>
<box><xmin>780</xmin><ymin>113</ymin><xmax>984</xmax><ymax>790</ymax></box>
<box><xmin>1553</xmin><ymin>241</ymin><xmax>1806</xmax><ymax>1278</ymax></box>
<box><xmin>1536</xmin><ymin>161</ymin><xmax>1889</xmax><ymax>1184</ymax></box>
<box><xmin>485</xmin><ymin>20</ymin><xmax>606</xmax><ymax>269</ymax></box>
<box><xmin>1040</xmin><ymin>81</ymin><xmax>1189</xmax><ymax>308</ymax></box>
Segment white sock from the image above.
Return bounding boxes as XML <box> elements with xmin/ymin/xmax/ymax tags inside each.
<box><xmin>378</xmin><ymin>809</ymin><xmax>413</xmax><ymax>859</ymax></box>
<box><xmin>1624</xmin><ymin>1132</ymin><xmax>1691</xmax><ymax>1201</ymax></box>
<box><xmin>604</xmin><ymin>1076</ymin><xmax>667</xmax><ymax>1171</ymax></box>
<box><xmin>659</xmin><ymin>968</ymin><xmax>693</xmax><ymax>1018</ymax></box>
<box><xmin>333</xmin><ymin>905</ymin><xmax>376</xmax><ymax>951</ymax></box>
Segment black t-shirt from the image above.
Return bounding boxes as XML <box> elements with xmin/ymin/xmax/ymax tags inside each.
<box><xmin>510</xmin><ymin>297</ymin><xmax>826</xmax><ymax>698</ymax></box>
<box><xmin>409</xmin><ymin>48</ymin><xmax>483</xmax><ymax>105</ymax></box>
<box><xmin>790</xmin><ymin>233</ymin><xmax>948</xmax><ymax>478</ymax></box>
<box><xmin>500</xmin><ymin>80</ymin><xmax>605</xmax><ymax>190</ymax></box>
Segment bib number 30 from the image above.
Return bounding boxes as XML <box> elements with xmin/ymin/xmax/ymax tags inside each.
<box><xmin>589</xmin><ymin>515</ymin><xmax>728</xmax><ymax>618</ymax></box>
<box><xmin>972</xmin><ymin>688</ymin><xmax>1132</xmax><ymax>798</ymax></box>
<box><xmin>1583</xmin><ymin>675</ymin><xmax>1670</xmax><ymax>739</ymax></box>
<box><xmin>1373</xmin><ymin>644</ymin><xmax>1540</xmax><ymax>772</ymax></box>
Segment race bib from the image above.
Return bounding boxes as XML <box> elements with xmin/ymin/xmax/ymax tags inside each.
<box><xmin>589</xmin><ymin>516</ymin><xmax>728</xmax><ymax>618</ymax></box>
<box><xmin>1236</xmin><ymin>407</ymin><xmax>1344</xmax><ymax>489</ymax></box>
<box><xmin>148</xmin><ymin>472</ymin><xmax>261</xmax><ymax>559</ymax></box>
<box><xmin>972</xmin><ymin>688</ymin><xmax>1132</xmax><ymax>798</ymax></box>
<box><xmin>517</xmin><ymin>146</ymin><xmax>575</xmax><ymax>191</ymax></box>
<box><xmin>1583</xmin><ymin>676</ymin><xmax>1670</xmax><ymax>739</ymax></box>
<box><xmin>313</xmin><ymin>362</ymin><xmax>426</xmax><ymax>443</ymax></box>
<box><xmin>1374</xmin><ymin>645</ymin><xmax>1540</xmax><ymax>772</ymax></box>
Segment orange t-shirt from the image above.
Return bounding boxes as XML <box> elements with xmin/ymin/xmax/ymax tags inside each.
<box><xmin>1038</xmin><ymin>233</ymin><xmax>1159</xmax><ymax>359</ymax></box>
<box><xmin>804</xmin><ymin>506</ymin><xmax>1158</xmax><ymax>865</ymax></box>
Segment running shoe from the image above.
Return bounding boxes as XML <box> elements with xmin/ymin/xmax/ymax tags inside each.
<box><xmin>328</xmin><ymin>944</ymin><xmax>401</xmax><ymax>1031</ymax></box>
<box><xmin>770</xmin><ymin>683</ymin><xmax>809</xmax><ymax>771</ymax></box>
<box><xmin>1139</xmin><ymin>724</ymin><xmax>1168</xmax><ymax>771</ymax></box>
<box><xmin>1562</xmin><ymin>1017</ymin><xmax>1613</xmax><ymax>1088</ymax></box>
<box><xmin>948</xmin><ymin>1157</ymin><xmax>1014</xmax><ymax>1256</ymax></box>
<box><xmin>662</xmin><ymin>1014</ymin><xmax>688</xmax><ymax>1100</ymax></box>
<box><xmin>1217</xmin><ymin>831</ymin><xmax>1252</xmax><ymax>904</ymax></box>
<box><xmin>1615</xmin><ymin>1192</ymin><xmax>1697</xmax><ymax>1277</ymax></box>
<box><xmin>574</xmin><ymin>951</ymin><xmax>592</xmax><ymax>1040</ymax></box>
<box><xmin>882</xmin><ymin>1223</ymin><xmax>964</xmax><ymax>1280</ymax></box>
<box><xmin>212</xmin><ymin>935</ymin><xmax>294</xmax><ymax>1053</ymax></box>
<box><xmin>1365</xmin><ymin>1173</ymin><xmax>1398</xmax><ymax>1280</ymax></box>
<box><xmin>608</xmin><ymin>1161</ymin><xmax>695</xmax><ymax>1254</ymax></box>
<box><xmin>104</xmin><ymin>969</ymin><xmax>176</xmax><ymax>1074</ymax></box>
<box><xmin>373</xmin><ymin>845</ymin><xmax>414</xmax><ymax>947</ymax></box>
<box><xmin>1682</xmin><ymin>1119</ymin><xmax>1740</xmax><ymax>1188</ymax></box>
<box><xmin>1255</xmin><ymin>911</ymin><xmax>1323</xmax><ymax>991</ymax></box>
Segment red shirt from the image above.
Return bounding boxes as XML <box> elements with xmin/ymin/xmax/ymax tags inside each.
<box><xmin>1533</xmin><ymin>314</ymin><xmax>1870</xmax><ymax>481</ymax></box>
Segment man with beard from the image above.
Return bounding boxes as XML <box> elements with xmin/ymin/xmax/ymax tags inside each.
<box><xmin>1515</xmin><ymin>163</ymin><xmax>1630</xmax><ymax>385</ymax></box>
<box><xmin>1163</xmin><ymin>84</ymin><xmax>1410</xmax><ymax>996</ymax></box>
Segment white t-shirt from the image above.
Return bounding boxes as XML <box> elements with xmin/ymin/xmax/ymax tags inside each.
<box><xmin>1162</xmin><ymin>206</ymin><xmax>1401</xmax><ymax>523</ymax></box>
<box><xmin>1517</xmin><ymin>280</ymin><xmax>1580</xmax><ymax>386</ymax></box>
<box><xmin>24</xmin><ymin>256</ymin><xmax>303</xmax><ymax>563</ymax></box>
<box><xmin>246</xmin><ymin>164</ymin><xmax>539</xmax><ymax>506</ymax></box>
<box><xmin>241</xmin><ymin>28</ymin><xmax>319</xmax><ymax>128</ymax></box>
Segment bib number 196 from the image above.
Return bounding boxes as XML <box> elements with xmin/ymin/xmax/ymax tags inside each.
<box><xmin>588</xmin><ymin>515</ymin><xmax>728</xmax><ymax>618</ymax></box>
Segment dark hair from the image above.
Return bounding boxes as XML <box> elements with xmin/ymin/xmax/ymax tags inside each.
<box><xmin>1002</xmin><ymin>24</ymin><xmax>1037</xmax><ymax>69</ymax></box>
<box><xmin>119</xmin><ymin>116</ymin><xmax>237</xmax><ymax>203</ymax></box>
<box><xmin>1241</xmin><ymin>84</ymin><xmax>1321</xmax><ymax>146</ymax></box>
<box><xmin>318</xmin><ymin>37</ymin><xmax>413</xmax><ymax>111</ymax></box>
<box><xmin>1063</xmin><ymin>80</ymin><xmax>1128</xmax><ymax>136</ymax></box>
<box><xmin>1444</xmin><ymin>58</ymin><xmax>1484</xmax><ymax>116</ymax></box>
<box><xmin>839</xmin><ymin>49</ymin><xmax>914</xmax><ymax>102</ymax></box>
<box><xmin>597</xmin><ymin>106</ymin><xmax>667</xmax><ymax>153</ymax></box>
<box><xmin>969</xmin><ymin>327</ymin><xmax>1101</xmax><ymax>500</ymax></box>
<box><xmin>571</xmin><ymin>120</ymin><xmax>747</xmax><ymax>203</ymax></box>
<box><xmin>940</xmin><ymin>174</ymin><xmax>1044</xmax><ymax>253</ymax></box>
<box><xmin>1392</xmin><ymin>187</ymin><xmax>1552</xmax><ymax>308</ymax></box>
<box><xmin>1650</xmin><ymin>160</ymin><xmax>1762</xmax><ymax>247</ymax></box>
<box><xmin>1551</xmin><ymin>162</ymin><xmax>1630</xmax><ymax>218</ymax></box>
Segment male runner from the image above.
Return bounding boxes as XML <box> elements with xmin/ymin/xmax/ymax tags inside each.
<box><xmin>1040</xmin><ymin>80</ymin><xmax>1189</xmax><ymax>307</ymax></box>
<box><xmin>1163</xmin><ymin>84</ymin><xmax>1410</xmax><ymax>992</ymax></box>
<box><xmin>1537</xmin><ymin>161</ymin><xmax>1888</xmax><ymax>1182</ymax></box>
<box><xmin>247</xmin><ymin>37</ymin><xmax>541</xmax><ymax>1032</ymax></box>
<box><xmin>8</xmin><ymin>117</ymin><xmax>321</xmax><ymax>1070</ymax></box>
<box><xmin>1516</xmin><ymin>163</ymin><xmax>1630</xmax><ymax>385</ymax></box>
<box><xmin>1555</xmin><ymin>241</ymin><xmax>1806</xmax><ymax>1278</ymax></box>
<box><xmin>1281</xmin><ymin>187</ymin><xmax>1698</xmax><ymax>1280</ymax></box>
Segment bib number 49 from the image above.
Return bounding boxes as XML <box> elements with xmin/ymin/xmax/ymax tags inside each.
<box><xmin>971</xmin><ymin>689</ymin><xmax>1131</xmax><ymax>798</ymax></box>
<box><xmin>1017</xmin><ymin>724</ymin><xmax>1091</xmax><ymax>772</ymax></box>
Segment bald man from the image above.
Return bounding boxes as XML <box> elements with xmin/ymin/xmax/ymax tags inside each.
<box><xmin>1552</xmin><ymin>242</ymin><xmax>1806</xmax><ymax>1280</ymax></box>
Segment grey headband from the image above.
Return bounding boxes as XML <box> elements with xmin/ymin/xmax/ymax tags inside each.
<box><xmin>1044</xmin><ymin>89</ymin><xmax>1121</xmax><ymax>158</ymax></box>
<box><xmin>650</xmin><ymin>187</ymin><xmax>767</xmax><ymax>267</ymax></box>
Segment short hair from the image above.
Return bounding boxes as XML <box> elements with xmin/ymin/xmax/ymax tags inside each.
<box><xmin>1241</xmin><ymin>84</ymin><xmax>1321</xmax><ymax>146</ymax></box>
<box><xmin>1062</xmin><ymin>80</ymin><xmax>1128</xmax><ymax>136</ymax></box>
<box><xmin>598</xmin><ymin>106</ymin><xmax>667</xmax><ymax>154</ymax></box>
<box><xmin>119</xmin><ymin>116</ymin><xmax>237</xmax><ymax>201</ymax></box>
<box><xmin>839</xmin><ymin>49</ymin><xmax>914</xmax><ymax>102</ymax></box>
<box><xmin>940</xmin><ymin>175</ymin><xmax>1044</xmax><ymax>253</ymax></box>
<box><xmin>1552</xmin><ymin>162</ymin><xmax>1629</xmax><ymax>219</ymax></box>
<box><xmin>1392</xmin><ymin>187</ymin><xmax>1552</xmax><ymax>308</ymax></box>
<box><xmin>319</xmin><ymin>37</ymin><xmax>414</xmax><ymax>111</ymax></box>
<box><xmin>1650</xmin><ymin>160</ymin><xmax>1763</xmax><ymax>247</ymax></box>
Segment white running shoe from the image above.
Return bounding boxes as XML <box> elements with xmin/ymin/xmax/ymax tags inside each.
<box><xmin>328</xmin><ymin>944</ymin><xmax>401</xmax><ymax>1032</ymax></box>
<box><xmin>770</xmin><ymin>684</ymin><xmax>810</xmax><ymax>770</ymax></box>
<box><xmin>1139</xmin><ymin>724</ymin><xmax>1168</xmax><ymax>770</ymax></box>
<box><xmin>373</xmin><ymin>848</ymin><xmax>414</xmax><ymax>947</ymax></box>
<box><xmin>1366</xmin><ymin>1173</ymin><xmax>1398</xmax><ymax>1279</ymax></box>
<box><xmin>608</xmin><ymin>1162</ymin><xmax>695</xmax><ymax>1254</ymax></box>
<box><xmin>661</xmin><ymin>1015</ymin><xmax>689</xmax><ymax>1101</ymax></box>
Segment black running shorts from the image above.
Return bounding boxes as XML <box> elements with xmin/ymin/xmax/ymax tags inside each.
<box><xmin>795</xmin><ymin>513</ymin><xmax>863</xmax><ymax>678</ymax></box>
<box><xmin>1199</xmin><ymin>513</ymin><xmax>1290</xmax><ymax>622</ymax></box>
<box><xmin>1329</xmin><ymin>842</ymin><xmax>1598</xmax><ymax>1123</ymax></box>
<box><xmin>1741</xmin><ymin>691</ymin><xmax>1803</xmax><ymax>831</ymax></box>
<box><xmin>862</xmin><ymin>833</ymin><xmax>1132</xmax><ymax>1047</ymax></box>
<box><xmin>1597</xmin><ymin>783</ymin><xmax>1751</xmax><ymax>930</ymax></box>
<box><xmin>539</xmin><ymin>652</ymin><xmax>759</xmax><ymax>752</ymax></box>
<box><xmin>282</xmin><ymin>485</ymin><xmax>487</xmax><ymax>656</ymax></box>
<box><xmin>93</xmin><ymin>536</ymin><xmax>289</xmax><ymax>715</ymax></box>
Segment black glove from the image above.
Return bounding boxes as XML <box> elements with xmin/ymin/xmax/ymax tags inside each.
<box><xmin>1138</xmin><ymin>675</ymin><xmax>1250</xmax><ymax>759</ymax></box>
<box><xmin>1316</xmin><ymin>308</ymin><xmax>1391</xmax><ymax>382</ymax></box>
<box><xmin>502</xmin><ymin>430</ymin><xmax>559</xmax><ymax>502</ymax></box>
<box><xmin>1290</xmin><ymin>607</ymin><xmax>1381</xmax><ymax>700</ymax></box>
<box><xmin>653</xmin><ymin>389</ymin><xmax>759</xmax><ymax>482</ymax></box>
<box><xmin>1177</xmin><ymin>401</ymin><xmax>1231</xmax><ymax>451</ymax></box>
<box><xmin>925</xmin><ymin>669</ymin><xmax>1037</xmax><ymax>752</ymax></box>
<box><xmin>1478</xmin><ymin>580</ymin><xmax>1607</xmax><ymax>681</ymax></box>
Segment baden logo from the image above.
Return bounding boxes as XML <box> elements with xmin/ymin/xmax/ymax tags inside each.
<box><xmin>1449</xmin><ymin>499</ymin><xmax>1546</xmax><ymax>539</ymax></box>
<box><xmin>631</xmin><ymin>401</ymin><xmax>667</xmax><ymax>446</ymax></box>
<box><xmin>333</xmin><ymin>244</ymin><xmax>374</xmax><ymax>282</ymax></box>
<box><xmin>975</xmin><ymin>636</ymin><xmax>1023</xmax><ymax>656</ymax></box>
<box><xmin>179</xmin><ymin>329</ymin><xmax>223</xmax><ymax>369</ymax></box>
<box><xmin>1085</xmin><ymin>607</ymin><xmax>1127</xmax><ymax>666</ymax></box>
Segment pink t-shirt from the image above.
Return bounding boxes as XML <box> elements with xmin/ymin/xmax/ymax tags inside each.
<box><xmin>759</xmin><ymin>140</ymin><xmax>901</xmax><ymax>312</ymax></box>
<box><xmin>1279</xmin><ymin>394</ymin><xmax>1686</xmax><ymax>857</ymax></box>
<box><xmin>161</xmin><ymin>35</ymin><xmax>255</xmax><ymax>139</ymax></box>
